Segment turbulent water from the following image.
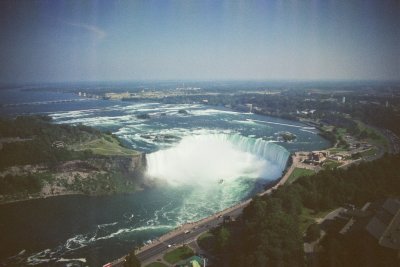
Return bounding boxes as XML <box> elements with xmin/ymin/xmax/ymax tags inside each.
<box><xmin>0</xmin><ymin>88</ymin><xmax>329</xmax><ymax>266</ymax></box>
<box><xmin>146</xmin><ymin>134</ymin><xmax>289</xmax><ymax>186</ymax></box>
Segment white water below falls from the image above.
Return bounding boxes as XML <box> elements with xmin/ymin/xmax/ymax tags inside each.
<box><xmin>146</xmin><ymin>134</ymin><xmax>289</xmax><ymax>187</ymax></box>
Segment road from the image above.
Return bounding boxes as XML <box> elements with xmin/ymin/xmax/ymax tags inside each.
<box><xmin>109</xmin><ymin>207</ymin><xmax>245</xmax><ymax>266</ymax></box>
<box><xmin>136</xmin><ymin>204</ymin><xmax>245</xmax><ymax>265</ymax></box>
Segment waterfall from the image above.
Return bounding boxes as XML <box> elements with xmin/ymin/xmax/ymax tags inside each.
<box><xmin>145</xmin><ymin>133</ymin><xmax>290</xmax><ymax>186</ymax></box>
<box><xmin>225</xmin><ymin>134</ymin><xmax>290</xmax><ymax>171</ymax></box>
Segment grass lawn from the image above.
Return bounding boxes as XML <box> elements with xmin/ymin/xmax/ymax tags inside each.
<box><xmin>355</xmin><ymin>120</ymin><xmax>389</xmax><ymax>148</ymax></box>
<box><xmin>300</xmin><ymin>208</ymin><xmax>331</xmax><ymax>233</ymax></box>
<box><xmin>163</xmin><ymin>245</ymin><xmax>194</xmax><ymax>264</ymax></box>
<box><xmin>70</xmin><ymin>136</ymin><xmax>139</xmax><ymax>156</ymax></box>
<box><xmin>145</xmin><ymin>262</ymin><xmax>168</xmax><ymax>267</ymax></box>
<box><xmin>320</xmin><ymin>125</ymin><xmax>334</xmax><ymax>132</ymax></box>
<box><xmin>327</xmin><ymin>147</ymin><xmax>349</xmax><ymax>153</ymax></box>
<box><xmin>197</xmin><ymin>231</ymin><xmax>216</xmax><ymax>252</ymax></box>
<box><xmin>359</xmin><ymin>148</ymin><xmax>378</xmax><ymax>157</ymax></box>
<box><xmin>287</xmin><ymin>168</ymin><xmax>315</xmax><ymax>184</ymax></box>
<box><xmin>335</xmin><ymin>127</ymin><xmax>347</xmax><ymax>139</ymax></box>
<box><xmin>323</xmin><ymin>160</ymin><xmax>342</xmax><ymax>170</ymax></box>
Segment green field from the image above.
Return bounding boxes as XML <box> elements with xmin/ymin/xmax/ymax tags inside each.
<box><xmin>287</xmin><ymin>168</ymin><xmax>315</xmax><ymax>184</ymax></box>
<box><xmin>354</xmin><ymin>120</ymin><xmax>389</xmax><ymax>151</ymax></box>
<box><xmin>300</xmin><ymin>208</ymin><xmax>331</xmax><ymax>233</ymax></box>
<box><xmin>70</xmin><ymin>135</ymin><xmax>139</xmax><ymax>156</ymax></box>
<box><xmin>336</xmin><ymin>127</ymin><xmax>347</xmax><ymax>137</ymax></box>
<box><xmin>163</xmin><ymin>245</ymin><xmax>194</xmax><ymax>264</ymax></box>
<box><xmin>323</xmin><ymin>160</ymin><xmax>342</xmax><ymax>170</ymax></box>
<box><xmin>359</xmin><ymin>148</ymin><xmax>378</xmax><ymax>157</ymax></box>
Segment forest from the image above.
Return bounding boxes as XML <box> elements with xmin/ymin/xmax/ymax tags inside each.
<box><xmin>208</xmin><ymin>154</ymin><xmax>400</xmax><ymax>267</ymax></box>
<box><xmin>0</xmin><ymin>115</ymin><xmax>102</xmax><ymax>170</ymax></box>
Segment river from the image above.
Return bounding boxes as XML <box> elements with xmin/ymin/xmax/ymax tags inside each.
<box><xmin>0</xmin><ymin>88</ymin><xmax>329</xmax><ymax>266</ymax></box>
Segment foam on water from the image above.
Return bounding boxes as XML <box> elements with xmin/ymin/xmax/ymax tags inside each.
<box><xmin>190</xmin><ymin>108</ymin><xmax>240</xmax><ymax>116</ymax></box>
<box><xmin>144</xmin><ymin>133</ymin><xmax>290</xmax><ymax>225</ymax></box>
<box><xmin>249</xmin><ymin>119</ymin><xmax>315</xmax><ymax>130</ymax></box>
<box><xmin>21</xmin><ymin>223</ymin><xmax>174</xmax><ymax>265</ymax></box>
<box><xmin>146</xmin><ymin>133</ymin><xmax>289</xmax><ymax>187</ymax></box>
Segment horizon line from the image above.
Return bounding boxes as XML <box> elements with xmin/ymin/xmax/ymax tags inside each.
<box><xmin>1</xmin><ymin>78</ymin><xmax>400</xmax><ymax>87</ymax></box>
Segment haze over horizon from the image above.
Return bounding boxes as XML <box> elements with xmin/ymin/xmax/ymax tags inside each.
<box><xmin>0</xmin><ymin>0</ymin><xmax>399</xmax><ymax>84</ymax></box>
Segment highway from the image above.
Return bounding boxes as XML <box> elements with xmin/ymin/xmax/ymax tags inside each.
<box><xmin>108</xmin><ymin>201</ymin><xmax>248</xmax><ymax>266</ymax></box>
<box><xmin>136</xmin><ymin>206</ymin><xmax>244</xmax><ymax>264</ymax></box>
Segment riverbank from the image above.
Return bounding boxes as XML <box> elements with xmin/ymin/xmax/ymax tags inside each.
<box><xmin>0</xmin><ymin>153</ymin><xmax>146</xmax><ymax>205</ymax></box>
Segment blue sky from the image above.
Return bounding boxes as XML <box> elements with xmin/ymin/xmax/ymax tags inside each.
<box><xmin>0</xmin><ymin>0</ymin><xmax>399</xmax><ymax>83</ymax></box>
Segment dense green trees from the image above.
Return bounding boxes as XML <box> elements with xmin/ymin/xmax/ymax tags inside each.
<box><xmin>305</xmin><ymin>223</ymin><xmax>321</xmax><ymax>242</ymax></box>
<box><xmin>0</xmin><ymin>116</ymin><xmax>100</xmax><ymax>170</ymax></box>
<box><xmin>0</xmin><ymin>174</ymin><xmax>42</xmax><ymax>194</ymax></box>
<box><xmin>215</xmin><ymin>227</ymin><xmax>231</xmax><ymax>252</ymax></box>
<box><xmin>124</xmin><ymin>251</ymin><xmax>141</xmax><ymax>267</ymax></box>
<box><xmin>213</xmin><ymin>194</ymin><xmax>304</xmax><ymax>266</ymax></box>
<box><xmin>296</xmin><ymin>154</ymin><xmax>400</xmax><ymax>210</ymax></box>
<box><xmin>216</xmin><ymin>154</ymin><xmax>400</xmax><ymax>267</ymax></box>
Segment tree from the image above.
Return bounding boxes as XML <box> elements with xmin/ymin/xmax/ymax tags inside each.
<box><xmin>124</xmin><ymin>251</ymin><xmax>141</xmax><ymax>267</ymax></box>
<box><xmin>305</xmin><ymin>223</ymin><xmax>321</xmax><ymax>242</ymax></box>
<box><xmin>216</xmin><ymin>226</ymin><xmax>231</xmax><ymax>252</ymax></box>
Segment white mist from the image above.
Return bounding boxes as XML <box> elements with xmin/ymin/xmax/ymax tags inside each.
<box><xmin>146</xmin><ymin>134</ymin><xmax>287</xmax><ymax>187</ymax></box>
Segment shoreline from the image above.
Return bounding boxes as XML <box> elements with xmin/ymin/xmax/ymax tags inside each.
<box><xmin>107</xmin><ymin>152</ymin><xmax>301</xmax><ymax>266</ymax></box>
<box><xmin>0</xmin><ymin>186</ymin><xmax>146</xmax><ymax>206</ymax></box>
<box><xmin>0</xmin><ymin>192</ymin><xmax>92</xmax><ymax>206</ymax></box>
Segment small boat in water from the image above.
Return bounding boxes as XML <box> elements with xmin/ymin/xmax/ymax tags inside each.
<box><xmin>218</xmin><ymin>179</ymin><xmax>224</xmax><ymax>184</ymax></box>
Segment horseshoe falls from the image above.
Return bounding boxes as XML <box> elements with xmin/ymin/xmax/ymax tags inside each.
<box><xmin>145</xmin><ymin>133</ymin><xmax>290</xmax><ymax>229</ymax></box>
<box><xmin>146</xmin><ymin>134</ymin><xmax>289</xmax><ymax>186</ymax></box>
<box><xmin>0</xmin><ymin>96</ymin><xmax>330</xmax><ymax>266</ymax></box>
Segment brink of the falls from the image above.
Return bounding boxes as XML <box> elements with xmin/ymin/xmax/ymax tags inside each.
<box><xmin>146</xmin><ymin>134</ymin><xmax>289</xmax><ymax>186</ymax></box>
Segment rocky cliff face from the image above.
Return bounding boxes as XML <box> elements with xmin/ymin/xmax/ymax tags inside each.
<box><xmin>0</xmin><ymin>153</ymin><xmax>147</xmax><ymax>204</ymax></box>
<box><xmin>87</xmin><ymin>153</ymin><xmax>146</xmax><ymax>176</ymax></box>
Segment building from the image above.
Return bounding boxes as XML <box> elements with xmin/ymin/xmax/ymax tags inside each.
<box><xmin>335</xmin><ymin>198</ymin><xmax>400</xmax><ymax>258</ymax></box>
<box><xmin>330</xmin><ymin>155</ymin><xmax>343</xmax><ymax>161</ymax></box>
<box><xmin>304</xmin><ymin>151</ymin><xmax>328</xmax><ymax>165</ymax></box>
<box><xmin>175</xmin><ymin>255</ymin><xmax>206</xmax><ymax>267</ymax></box>
<box><xmin>365</xmin><ymin>198</ymin><xmax>400</xmax><ymax>251</ymax></box>
<box><xmin>314</xmin><ymin>198</ymin><xmax>400</xmax><ymax>265</ymax></box>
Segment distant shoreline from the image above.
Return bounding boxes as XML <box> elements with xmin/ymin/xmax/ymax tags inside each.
<box><xmin>0</xmin><ymin>191</ymin><xmax>85</xmax><ymax>206</ymax></box>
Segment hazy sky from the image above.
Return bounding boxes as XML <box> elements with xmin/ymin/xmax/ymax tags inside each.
<box><xmin>0</xmin><ymin>0</ymin><xmax>399</xmax><ymax>83</ymax></box>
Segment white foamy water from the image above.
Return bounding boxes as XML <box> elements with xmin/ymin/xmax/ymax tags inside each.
<box><xmin>146</xmin><ymin>133</ymin><xmax>288</xmax><ymax>186</ymax></box>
